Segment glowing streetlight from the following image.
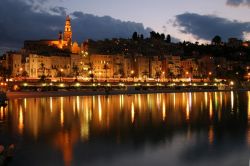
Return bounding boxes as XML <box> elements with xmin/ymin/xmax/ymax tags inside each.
<box><xmin>130</xmin><ymin>70</ymin><xmax>134</xmax><ymax>82</ymax></box>
<box><xmin>60</xmin><ymin>68</ymin><xmax>64</xmax><ymax>82</ymax></box>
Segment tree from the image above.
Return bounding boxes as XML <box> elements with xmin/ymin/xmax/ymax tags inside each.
<box><xmin>160</xmin><ymin>33</ymin><xmax>165</xmax><ymax>40</ymax></box>
<box><xmin>56</xmin><ymin>69</ymin><xmax>65</xmax><ymax>82</ymax></box>
<box><xmin>72</xmin><ymin>65</ymin><xmax>79</xmax><ymax>81</ymax></box>
<box><xmin>166</xmin><ymin>34</ymin><xmax>171</xmax><ymax>43</ymax></box>
<box><xmin>142</xmin><ymin>70</ymin><xmax>149</xmax><ymax>82</ymax></box>
<box><xmin>88</xmin><ymin>62</ymin><xmax>95</xmax><ymax>83</ymax></box>
<box><xmin>103</xmin><ymin>63</ymin><xmax>110</xmax><ymax>82</ymax></box>
<box><xmin>132</xmin><ymin>32</ymin><xmax>138</xmax><ymax>40</ymax></box>
<box><xmin>140</xmin><ymin>34</ymin><xmax>144</xmax><ymax>40</ymax></box>
<box><xmin>212</xmin><ymin>35</ymin><xmax>222</xmax><ymax>45</ymax></box>
<box><xmin>155</xmin><ymin>70</ymin><xmax>161</xmax><ymax>81</ymax></box>
<box><xmin>21</xmin><ymin>71</ymin><xmax>29</xmax><ymax>81</ymax></box>
<box><xmin>39</xmin><ymin>63</ymin><xmax>46</xmax><ymax>81</ymax></box>
<box><xmin>168</xmin><ymin>72</ymin><xmax>174</xmax><ymax>82</ymax></box>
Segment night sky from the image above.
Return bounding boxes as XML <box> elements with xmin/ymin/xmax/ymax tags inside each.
<box><xmin>0</xmin><ymin>0</ymin><xmax>250</xmax><ymax>51</ymax></box>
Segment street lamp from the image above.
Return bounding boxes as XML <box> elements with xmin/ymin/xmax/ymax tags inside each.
<box><xmin>130</xmin><ymin>70</ymin><xmax>134</xmax><ymax>82</ymax></box>
<box><xmin>19</xmin><ymin>67</ymin><xmax>23</xmax><ymax>75</ymax></box>
<box><xmin>60</xmin><ymin>68</ymin><xmax>64</xmax><ymax>82</ymax></box>
<box><xmin>208</xmin><ymin>71</ymin><xmax>212</xmax><ymax>82</ymax></box>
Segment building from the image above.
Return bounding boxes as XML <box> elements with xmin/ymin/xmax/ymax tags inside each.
<box><xmin>150</xmin><ymin>56</ymin><xmax>162</xmax><ymax>79</ymax></box>
<box><xmin>180</xmin><ymin>58</ymin><xmax>198</xmax><ymax>78</ymax></box>
<box><xmin>164</xmin><ymin>55</ymin><xmax>181</xmax><ymax>78</ymax></box>
<box><xmin>24</xmin><ymin>16</ymin><xmax>80</xmax><ymax>53</ymax></box>
<box><xmin>90</xmin><ymin>54</ymin><xmax>114</xmax><ymax>80</ymax></box>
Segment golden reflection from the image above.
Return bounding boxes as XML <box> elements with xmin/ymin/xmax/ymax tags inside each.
<box><xmin>162</xmin><ymin>100</ymin><xmax>166</xmax><ymax>121</ymax></box>
<box><xmin>231</xmin><ymin>91</ymin><xmax>234</xmax><ymax>111</ymax></box>
<box><xmin>50</xmin><ymin>97</ymin><xmax>53</xmax><ymax>113</ymax></box>
<box><xmin>182</xmin><ymin>93</ymin><xmax>185</xmax><ymax>103</ymax></box>
<box><xmin>247</xmin><ymin>92</ymin><xmax>250</xmax><ymax>146</ymax></box>
<box><xmin>218</xmin><ymin>92</ymin><xmax>223</xmax><ymax>121</ymax></box>
<box><xmin>119</xmin><ymin>95</ymin><xmax>124</xmax><ymax>110</ymax></box>
<box><xmin>248</xmin><ymin>92</ymin><xmax>250</xmax><ymax>122</ymax></box>
<box><xmin>53</xmin><ymin>129</ymin><xmax>79</xmax><ymax>166</ymax></box>
<box><xmin>76</xmin><ymin>96</ymin><xmax>80</xmax><ymax>112</ymax></box>
<box><xmin>186</xmin><ymin>94</ymin><xmax>190</xmax><ymax>121</ymax></box>
<box><xmin>80</xmin><ymin>107</ymin><xmax>90</xmax><ymax>141</ymax></box>
<box><xmin>173</xmin><ymin>93</ymin><xmax>176</xmax><ymax>109</ymax></box>
<box><xmin>204</xmin><ymin>92</ymin><xmax>208</xmax><ymax>107</ymax></box>
<box><xmin>98</xmin><ymin>96</ymin><xmax>102</xmax><ymax>122</ymax></box>
<box><xmin>138</xmin><ymin>94</ymin><xmax>141</xmax><ymax>110</ymax></box>
<box><xmin>208</xmin><ymin>126</ymin><xmax>214</xmax><ymax>145</ymax></box>
<box><xmin>220</xmin><ymin>92</ymin><xmax>223</xmax><ymax>105</ymax></box>
<box><xmin>157</xmin><ymin>93</ymin><xmax>161</xmax><ymax>111</ymax></box>
<box><xmin>60</xmin><ymin>97</ymin><xmax>64</xmax><ymax>127</ymax></box>
<box><xmin>214</xmin><ymin>92</ymin><xmax>218</xmax><ymax>109</ymax></box>
<box><xmin>189</xmin><ymin>93</ymin><xmax>192</xmax><ymax>108</ymax></box>
<box><xmin>0</xmin><ymin>107</ymin><xmax>3</xmax><ymax>120</ymax></box>
<box><xmin>18</xmin><ymin>105</ymin><xmax>24</xmax><ymax>134</ymax></box>
<box><xmin>209</xmin><ymin>94</ymin><xmax>213</xmax><ymax>120</ymax></box>
<box><xmin>6</xmin><ymin>92</ymin><xmax>244</xmax><ymax>153</ymax></box>
<box><xmin>131</xmin><ymin>101</ymin><xmax>135</xmax><ymax>123</ymax></box>
<box><xmin>193</xmin><ymin>93</ymin><xmax>197</xmax><ymax>105</ymax></box>
<box><xmin>24</xmin><ymin>98</ymin><xmax>27</xmax><ymax>110</ymax></box>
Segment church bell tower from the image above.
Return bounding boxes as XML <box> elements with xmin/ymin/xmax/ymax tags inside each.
<box><xmin>64</xmin><ymin>15</ymin><xmax>72</xmax><ymax>47</ymax></box>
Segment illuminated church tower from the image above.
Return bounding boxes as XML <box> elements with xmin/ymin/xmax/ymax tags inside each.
<box><xmin>64</xmin><ymin>15</ymin><xmax>72</xmax><ymax>48</ymax></box>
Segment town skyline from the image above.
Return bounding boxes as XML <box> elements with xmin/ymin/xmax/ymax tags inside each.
<box><xmin>1</xmin><ymin>0</ymin><xmax>250</xmax><ymax>54</ymax></box>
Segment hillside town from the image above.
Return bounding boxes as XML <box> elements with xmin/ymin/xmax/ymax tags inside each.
<box><xmin>1</xmin><ymin>16</ymin><xmax>250</xmax><ymax>86</ymax></box>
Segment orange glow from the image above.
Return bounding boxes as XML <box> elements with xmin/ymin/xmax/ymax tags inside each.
<box><xmin>162</xmin><ymin>100</ymin><xmax>166</xmax><ymax>121</ymax></box>
<box><xmin>98</xmin><ymin>96</ymin><xmax>102</xmax><ymax>122</ymax></box>
<box><xmin>247</xmin><ymin>92</ymin><xmax>250</xmax><ymax>146</ymax></box>
<box><xmin>208</xmin><ymin>126</ymin><xmax>214</xmax><ymax>145</ymax></box>
<box><xmin>53</xmin><ymin>129</ymin><xmax>79</xmax><ymax>166</ymax></box>
<box><xmin>60</xmin><ymin>97</ymin><xmax>64</xmax><ymax>127</ymax></box>
<box><xmin>18</xmin><ymin>106</ymin><xmax>24</xmax><ymax>134</ymax></box>
<box><xmin>131</xmin><ymin>101</ymin><xmax>135</xmax><ymax>123</ymax></box>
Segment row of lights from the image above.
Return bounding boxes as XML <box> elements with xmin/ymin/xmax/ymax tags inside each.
<box><xmin>20</xmin><ymin>81</ymin><xmax>234</xmax><ymax>87</ymax></box>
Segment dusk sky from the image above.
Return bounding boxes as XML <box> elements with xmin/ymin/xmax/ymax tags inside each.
<box><xmin>1</xmin><ymin>0</ymin><xmax>250</xmax><ymax>51</ymax></box>
<box><xmin>49</xmin><ymin>0</ymin><xmax>250</xmax><ymax>41</ymax></box>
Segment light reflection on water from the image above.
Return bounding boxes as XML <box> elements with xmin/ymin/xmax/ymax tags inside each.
<box><xmin>0</xmin><ymin>91</ymin><xmax>249</xmax><ymax>166</ymax></box>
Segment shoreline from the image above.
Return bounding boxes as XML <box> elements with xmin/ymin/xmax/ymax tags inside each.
<box><xmin>6</xmin><ymin>88</ymin><xmax>250</xmax><ymax>99</ymax></box>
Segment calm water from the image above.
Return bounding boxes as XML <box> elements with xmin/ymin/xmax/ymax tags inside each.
<box><xmin>0</xmin><ymin>92</ymin><xmax>250</xmax><ymax>166</ymax></box>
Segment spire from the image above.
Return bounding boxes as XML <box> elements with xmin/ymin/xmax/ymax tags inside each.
<box><xmin>66</xmin><ymin>15</ymin><xmax>70</xmax><ymax>21</ymax></box>
<box><xmin>64</xmin><ymin>15</ymin><xmax>72</xmax><ymax>48</ymax></box>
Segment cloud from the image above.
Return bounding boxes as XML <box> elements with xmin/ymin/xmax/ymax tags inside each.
<box><xmin>71</xmin><ymin>11</ymin><xmax>152</xmax><ymax>41</ymax></box>
<box><xmin>50</xmin><ymin>6</ymin><xmax>67</xmax><ymax>16</ymax></box>
<box><xmin>226</xmin><ymin>0</ymin><xmax>250</xmax><ymax>7</ymax></box>
<box><xmin>0</xmin><ymin>0</ymin><xmax>151</xmax><ymax>49</ymax></box>
<box><xmin>175</xmin><ymin>13</ymin><xmax>250</xmax><ymax>41</ymax></box>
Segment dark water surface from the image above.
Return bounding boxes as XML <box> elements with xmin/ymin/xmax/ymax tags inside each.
<box><xmin>0</xmin><ymin>91</ymin><xmax>250</xmax><ymax>166</ymax></box>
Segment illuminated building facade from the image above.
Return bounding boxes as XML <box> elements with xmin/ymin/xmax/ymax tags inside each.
<box><xmin>24</xmin><ymin>16</ymin><xmax>79</xmax><ymax>53</ymax></box>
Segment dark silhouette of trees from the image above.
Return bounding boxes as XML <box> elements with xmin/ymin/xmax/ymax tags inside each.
<box><xmin>212</xmin><ymin>35</ymin><xmax>222</xmax><ymax>45</ymax></box>
<box><xmin>132</xmin><ymin>32</ymin><xmax>138</xmax><ymax>40</ymax></box>
<box><xmin>39</xmin><ymin>63</ymin><xmax>46</xmax><ymax>81</ymax></box>
<box><xmin>72</xmin><ymin>65</ymin><xmax>79</xmax><ymax>81</ymax></box>
<box><xmin>166</xmin><ymin>34</ymin><xmax>171</xmax><ymax>43</ymax></box>
<box><xmin>150</xmin><ymin>31</ymin><xmax>165</xmax><ymax>40</ymax></box>
<box><xmin>103</xmin><ymin>63</ymin><xmax>110</xmax><ymax>82</ymax></box>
